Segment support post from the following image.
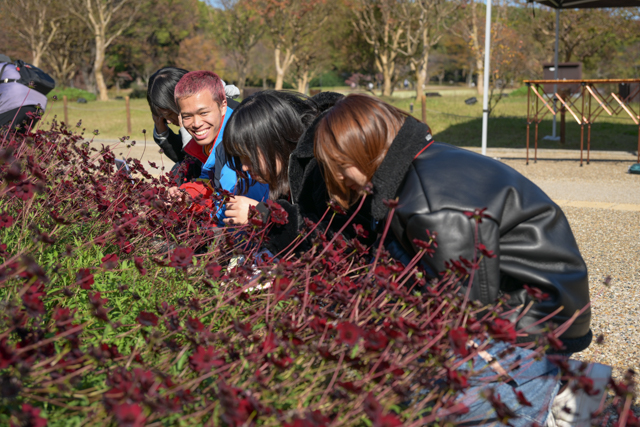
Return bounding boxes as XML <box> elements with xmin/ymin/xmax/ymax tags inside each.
<box><xmin>552</xmin><ymin>8</ymin><xmax>559</xmax><ymax>138</ymax></box>
<box><xmin>526</xmin><ymin>84</ymin><xmax>531</xmax><ymax>165</ymax></box>
<box><xmin>560</xmin><ymin>106</ymin><xmax>566</xmax><ymax>144</ymax></box>
<box><xmin>421</xmin><ymin>95</ymin><xmax>426</xmax><ymax>123</ymax></box>
<box><xmin>63</xmin><ymin>95</ymin><xmax>68</xmax><ymax>125</ymax></box>
<box><xmin>481</xmin><ymin>0</ymin><xmax>492</xmax><ymax>156</ymax></box>
<box><xmin>125</xmin><ymin>96</ymin><xmax>132</xmax><ymax>135</ymax></box>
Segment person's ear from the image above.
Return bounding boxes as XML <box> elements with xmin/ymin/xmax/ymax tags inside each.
<box><xmin>219</xmin><ymin>97</ymin><xmax>228</xmax><ymax>116</ymax></box>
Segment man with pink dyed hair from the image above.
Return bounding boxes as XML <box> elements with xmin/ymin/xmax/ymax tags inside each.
<box><xmin>171</xmin><ymin>71</ymin><xmax>269</xmax><ymax>215</ymax></box>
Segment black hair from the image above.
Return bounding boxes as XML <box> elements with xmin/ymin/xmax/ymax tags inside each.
<box><xmin>146</xmin><ymin>67</ymin><xmax>189</xmax><ymax>116</ymax></box>
<box><xmin>223</xmin><ymin>90</ymin><xmax>319</xmax><ymax>199</ymax></box>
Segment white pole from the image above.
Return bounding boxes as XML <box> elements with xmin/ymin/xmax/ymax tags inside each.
<box><xmin>481</xmin><ymin>0</ymin><xmax>492</xmax><ymax>156</ymax></box>
<box><xmin>552</xmin><ymin>8</ymin><xmax>559</xmax><ymax>137</ymax></box>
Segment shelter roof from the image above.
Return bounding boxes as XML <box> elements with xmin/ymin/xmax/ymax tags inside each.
<box><xmin>529</xmin><ymin>0</ymin><xmax>640</xmax><ymax>8</ymax></box>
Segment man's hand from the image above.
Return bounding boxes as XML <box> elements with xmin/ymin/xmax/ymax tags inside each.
<box><xmin>152</xmin><ymin>113</ymin><xmax>169</xmax><ymax>134</ymax></box>
<box><xmin>168</xmin><ymin>186</ymin><xmax>190</xmax><ymax>204</ymax></box>
<box><xmin>223</xmin><ymin>195</ymin><xmax>259</xmax><ymax>225</ymax></box>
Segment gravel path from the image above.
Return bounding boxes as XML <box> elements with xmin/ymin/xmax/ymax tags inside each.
<box><xmin>490</xmin><ymin>151</ymin><xmax>640</xmax><ymax>416</ymax></box>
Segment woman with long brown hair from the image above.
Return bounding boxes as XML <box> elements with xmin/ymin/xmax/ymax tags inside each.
<box><xmin>314</xmin><ymin>93</ymin><xmax>592</xmax><ymax>356</ymax></box>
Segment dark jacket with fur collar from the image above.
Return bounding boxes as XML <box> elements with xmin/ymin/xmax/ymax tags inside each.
<box><xmin>371</xmin><ymin>117</ymin><xmax>591</xmax><ymax>353</ymax></box>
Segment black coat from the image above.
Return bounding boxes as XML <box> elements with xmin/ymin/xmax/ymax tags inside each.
<box><xmin>369</xmin><ymin>117</ymin><xmax>591</xmax><ymax>353</ymax></box>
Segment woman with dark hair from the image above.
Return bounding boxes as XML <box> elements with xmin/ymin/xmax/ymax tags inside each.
<box><xmin>313</xmin><ymin>93</ymin><xmax>592</xmax><ymax>356</ymax></box>
<box><xmin>222</xmin><ymin>90</ymin><xmax>372</xmax><ymax>253</ymax></box>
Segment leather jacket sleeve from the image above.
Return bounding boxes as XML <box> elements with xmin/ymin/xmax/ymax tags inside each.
<box><xmin>391</xmin><ymin>156</ymin><xmax>591</xmax><ymax>353</ymax></box>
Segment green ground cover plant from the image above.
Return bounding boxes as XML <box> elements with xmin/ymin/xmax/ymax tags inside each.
<box><xmin>1</xmin><ymin>116</ymin><xmax>637</xmax><ymax>426</ymax></box>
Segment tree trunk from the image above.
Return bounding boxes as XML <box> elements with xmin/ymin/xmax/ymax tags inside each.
<box><xmin>236</xmin><ymin>59</ymin><xmax>248</xmax><ymax>95</ymax></box>
<box><xmin>476</xmin><ymin>57</ymin><xmax>484</xmax><ymax>96</ymax></box>
<box><xmin>274</xmin><ymin>46</ymin><xmax>294</xmax><ymax>91</ymax></box>
<box><xmin>414</xmin><ymin>51</ymin><xmax>429</xmax><ymax>102</ymax></box>
<box><xmin>94</xmin><ymin>35</ymin><xmax>109</xmax><ymax>101</ymax></box>
<box><xmin>31</xmin><ymin>49</ymin><xmax>42</xmax><ymax>68</ymax></box>
<box><xmin>295</xmin><ymin>69</ymin><xmax>310</xmax><ymax>95</ymax></box>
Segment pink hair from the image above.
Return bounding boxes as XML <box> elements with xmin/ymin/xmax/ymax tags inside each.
<box><xmin>174</xmin><ymin>71</ymin><xmax>226</xmax><ymax>105</ymax></box>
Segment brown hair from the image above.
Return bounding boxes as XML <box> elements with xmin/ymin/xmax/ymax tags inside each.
<box><xmin>314</xmin><ymin>94</ymin><xmax>407</xmax><ymax>208</ymax></box>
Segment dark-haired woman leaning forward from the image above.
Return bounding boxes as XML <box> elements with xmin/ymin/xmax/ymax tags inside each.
<box><xmin>222</xmin><ymin>90</ymin><xmax>373</xmax><ymax>254</ymax></box>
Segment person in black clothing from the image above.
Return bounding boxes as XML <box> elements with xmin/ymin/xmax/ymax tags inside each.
<box><xmin>313</xmin><ymin>94</ymin><xmax>592</xmax><ymax>354</ymax></box>
<box><xmin>222</xmin><ymin>90</ymin><xmax>373</xmax><ymax>254</ymax></box>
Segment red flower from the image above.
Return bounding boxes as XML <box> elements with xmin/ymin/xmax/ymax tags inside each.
<box><xmin>205</xmin><ymin>262</ymin><xmax>223</xmax><ymax>280</ymax></box>
<box><xmin>22</xmin><ymin>285</ymin><xmax>45</xmax><ymax>316</ymax></box>
<box><xmin>133</xmin><ymin>256</ymin><xmax>146</xmax><ymax>275</ymax></box>
<box><xmin>546</xmin><ymin>331</ymin><xmax>565</xmax><ymax>351</ymax></box>
<box><xmin>483</xmin><ymin>388</ymin><xmax>518</xmax><ymax>424</ymax></box>
<box><xmin>375</xmin><ymin>413</ymin><xmax>403</xmax><ymax>427</ymax></box>
<box><xmin>412</xmin><ymin>238</ymin><xmax>436</xmax><ymax>257</ymax></box>
<box><xmin>265</xmin><ymin>200</ymin><xmax>288</xmax><ymax>225</ymax></box>
<box><xmin>101</xmin><ymin>253</ymin><xmax>119</xmax><ymax>270</ymax></box>
<box><xmin>464</xmin><ymin>207</ymin><xmax>491</xmax><ymax>223</ymax></box>
<box><xmin>0</xmin><ymin>338</ymin><xmax>16</xmax><ymax>369</ymax></box>
<box><xmin>10</xmin><ymin>404</ymin><xmax>47</xmax><ymax>427</ymax></box>
<box><xmin>352</xmin><ymin>223</ymin><xmax>369</xmax><ymax>238</ymax></box>
<box><xmin>234</xmin><ymin>320</ymin><xmax>253</xmax><ymax>338</ymax></box>
<box><xmin>514</xmin><ymin>389</ymin><xmax>532</xmax><ymax>407</ymax></box>
<box><xmin>523</xmin><ymin>284</ymin><xmax>550</xmax><ymax>301</ymax></box>
<box><xmin>169</xmin><ymin>246</ymin><xmax>194</xmax><ymax>271</ymax></box>
<box><xmin>337</xmin><ymin>381</ymin><xmax>362</xmax><ymax>394</ymax></box>
<box><xmin>449</xmin><ymin>327</ymin><xmax>469</xmax><ymax>357</ymax></box>
<box><xmin>0</xmin><ymin>213</ymin><xmax>14</xmax><ymax>228</ymax></box>
<box><xmin>308</xmin><ymin>317</ymin><xmax>327</xmax><ymax>333</ymax></box>
<box><xmin>487</xmin><ymin>318</ymin><xmax>516</xmax><ymax>343</ymax></box>
<box><xmin>186</xmin><ymin>316</ymin><xmax>204</xmax><ymax>334</ymax></box>
<box><xmin>189</xmin><ymin>345</ymin><xmax>225</xmax><ymax>373</ymax></box>
<box><xmin>261</xmin><ymin>333</ymin><xmax>278</xmax><ymax>354</ymax></box>
<box><xmin>283</xmin><ymin>411</ymin><xmax>330</xmax><ymax>427</ymax></box>
<box><xmin>114</xmin><ymin>402</ymin><xmax>146</xmax><ymax>427</ymax></box>
<box><xmin>328</xmin><ymin>200</ymin><xmax>347</xmax><ymax>215</ymax></box>
<box><xmin>476</xmin><ymin>243</ymin><xmax>496</xmax><ymax>258</ymax></box>
<box><xmin>11</xmin><ymin>181</ymin><xmax>35</xmax><ymax>200</ymax></box>
<box><xmin>75</xmin><ymin>268</ymin><xmax>94</xmax><ymax>289</ymax></box>
<box><xmin>363</xmin><ymin>329</ymin><xmax>388</xmax><ymax>351</ymax></box>
<box><xmin>447</xmin><ymin>368</ymin><xmax>469</xmax><ymax>390</ymax></box>
<box><xmin>136</xmin><ymin>311</ymin><xmax>158</xmax><ymax>327</ymax></box>
<box><xmin>336</xmin><ymin>322</ymin><xmax>361</xmax><ymax>346</ymax></box>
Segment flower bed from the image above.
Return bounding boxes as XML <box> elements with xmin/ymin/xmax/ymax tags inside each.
<box><xmin>0</xmin><ymin>121</ymin><xmax>636</xmax><ymax>426</ymax></box>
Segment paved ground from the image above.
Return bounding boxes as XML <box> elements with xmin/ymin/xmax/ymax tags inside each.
<box><xmin>465</xmin><ymin>147</ymin><xmax>640</xmax><ymax>396</ymax></box>
<box><xmin>94</xmin><ymin>137</ymin><xmax>640</xmax><ymax>387</ymax></box>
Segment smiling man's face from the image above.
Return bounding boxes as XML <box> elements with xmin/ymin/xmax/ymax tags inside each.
<box><xmin>178</xmin><ymin>91</ymin><xmax>227</xmax><ymax>146</ymax></box>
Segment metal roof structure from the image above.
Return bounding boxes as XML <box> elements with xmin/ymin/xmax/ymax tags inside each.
<box><xmin>528</xmin><ymin>0</ymin><xmax>640</xmax><ymax>9</ymax></box>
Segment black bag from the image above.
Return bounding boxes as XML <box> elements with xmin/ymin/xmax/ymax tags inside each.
<box><xmin>0</xmin><ymin>60</ymin><xmax>56</xmax><ymax>95</ymax></box>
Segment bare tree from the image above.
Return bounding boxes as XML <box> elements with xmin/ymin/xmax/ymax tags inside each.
<box><xmin>397</xmin><ymin>0</ymin><xmax>461</xmax><ymax>101</ymax></box>
<box><xmin>0</xmin><ymin>0</ymin><xmax>61</xmax><ymax>67</ymax></box>
<box><xmin>69</xmin><ymin>0</ymin><xmax>141</xmax><ymax>100</ymax></box>
<box><xmin>351</xmin><ymin>0</ymin><xmax>404</xmax><ymax>97</ymax></box>
<box><xmin>43</xmin><ymin>15</ymin><xmax>93</xmax><ymax>87</ymax></box>
<box><xmin>249</xmin><ymin>0</ymin><xmax>329</xmax><ymax>90</ymax></box>
<box><xmin>214</xmin><ymin>0</ymin><xmax>265</xmax><ymax>94</ymax></box>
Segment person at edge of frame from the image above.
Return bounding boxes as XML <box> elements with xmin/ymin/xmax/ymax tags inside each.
<box><xmin>0</xmin><ymin>54</ymin><xmax>47</xmax><ymax>132</ymax></box>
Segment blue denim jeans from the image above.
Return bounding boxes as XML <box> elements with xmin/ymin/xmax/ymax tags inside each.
<box><xmin>454</xmin><ymin>341</ymin><xmax>561</xmax><ymax>426</ymax></box>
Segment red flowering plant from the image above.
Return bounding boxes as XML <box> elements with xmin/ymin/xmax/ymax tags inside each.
<box><xmin>0</xmin><ymin>119</ymin><xmax>635</xmax><ymax>426</ymax></box>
